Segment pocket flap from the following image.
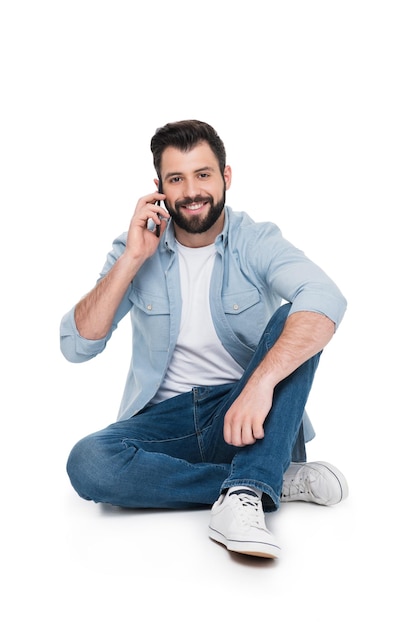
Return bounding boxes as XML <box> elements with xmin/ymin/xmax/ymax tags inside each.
<box><xmin>129</xmin><ymin>288</ymin><xmax>170</xmax><ymax>315</ymax></box>
<box><xmin>222</xmin><ymin>288</ymin><xmax>260</xmax><ymax>314</ymax></box>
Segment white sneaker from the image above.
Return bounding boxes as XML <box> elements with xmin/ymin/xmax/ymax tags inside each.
<box><xmin>209</xmin><ymin>488</ymin><xmax>280</xmax><ymax>559</ymax></box>
<box><xmin>281</xmin><ymin>461</ymin><xmax>349</xmax><ymax>505</ymax></box>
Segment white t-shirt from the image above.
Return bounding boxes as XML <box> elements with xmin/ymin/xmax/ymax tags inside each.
<box><xmin>152</xmin><ymin>241</ymin><xmax>244</xmax><ymax>403</ymax></box>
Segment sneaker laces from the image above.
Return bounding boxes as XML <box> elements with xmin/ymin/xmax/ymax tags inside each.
<box><xmin>229</xmin><ymin>490</ymin><xmax>265</xmax><ymax>528</ymax></box>
<box><xmin>282</xmin><ymin>469</ymin><xmax>314</xmax><ymax>499</ymax></box>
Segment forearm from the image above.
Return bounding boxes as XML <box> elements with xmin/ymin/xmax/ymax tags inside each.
<box><xmin>250</xmin><ymin>310</ymin><xmax>335</xmax><ymax>389</ymax></box>
<box><xmin>75</xmin><ymin>252</ymin><xmax>144</xmax><ymax>340</ymax></box>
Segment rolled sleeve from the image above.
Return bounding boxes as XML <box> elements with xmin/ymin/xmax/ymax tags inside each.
<box><xmin>60</xmin><ymin>306</ymin><xmax>109</xmax><ymax>363</ymax></box>
<box><xmin>288</xmin><ymin>282</ymin><xmax>347</xmax><ymax>329</ymax></box>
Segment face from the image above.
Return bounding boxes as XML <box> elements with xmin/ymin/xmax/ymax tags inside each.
<box><xmin>157</xmin><ymin>141</ymin><xmax>231</xmax><ymax>245</ymax></box>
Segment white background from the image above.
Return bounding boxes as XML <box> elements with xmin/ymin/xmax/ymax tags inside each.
<box><xmin>1</xmin><ymin>1</ymin><xmax>416</xmax><ymax>624</ymax></box>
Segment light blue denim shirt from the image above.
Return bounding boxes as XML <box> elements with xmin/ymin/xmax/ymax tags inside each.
<box><xmin>60</xmin><ymin>206</ymin><xmax>347</xmax><ymax>438</ymax></box>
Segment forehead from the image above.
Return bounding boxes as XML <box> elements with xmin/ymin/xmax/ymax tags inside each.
<box><xmin>160</xmin><ymin>141</ymin><xmax>220</xmax><ymax>178</ymax></box>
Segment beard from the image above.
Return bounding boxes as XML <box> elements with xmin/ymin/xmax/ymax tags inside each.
<box><xmin>164</xmin><ymin>188</ymin><xmax>226</xmax><ymax>234</ymax></box>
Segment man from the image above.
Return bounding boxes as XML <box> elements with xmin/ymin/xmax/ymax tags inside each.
<box><xmin>61</xmin><ymin>120</ymin><xmax>348</xmax><ymax>559</ymax></box>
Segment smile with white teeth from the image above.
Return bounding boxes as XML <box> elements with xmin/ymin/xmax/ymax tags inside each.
<box><xmin>184</xmin><ymin>202</ymin><xmax>205</xmax><ymax>211</ymax></box>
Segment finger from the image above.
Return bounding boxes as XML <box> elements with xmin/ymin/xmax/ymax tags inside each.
<box><xmin>224</xmin><ymin>418</ymin><xmax>243</xmax><ymax>447</ymax></box>
<box><xmin>134</xmin><ymin>204</ymin><xmax>168</xmax><ymax>232</ymax></box>
<box><xmin>241</xmin><ymin>422</ymin><xmax>257</xmax><ymax>446</ymax></box>
<box><xmin>150</xmin><ymin>213</ymin><xmax>169</xmax><ymax>238</ymax></box>
<box><xmin>136</xmin><ymin>201</ymin><xmax>168</xmax><ymax>219</ymax></box>
<box><xmin>229</xmin><ymin>419</ymin><xmax>248</xmax><ymax>447</ymax></box>
<box><xmin>252</xmin><ymin>422</ymin><xmax>265</xmax><ymax>440</ymax></box>
<box><xmin>223</xmin><ymin>420</ymin><xmax>232</xmax><ymax>445</ymax></box>
<box><xmin>136</xmin><ymin>191</ymin><xmax>167</xmax><ymax>208</ymax></box>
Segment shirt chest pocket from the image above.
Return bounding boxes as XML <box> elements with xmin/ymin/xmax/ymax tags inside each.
<box><xmin>222</xmin><ymin>288</ymin><xmax>260</xmax><ymax>314</ymax></box>
<box><xmin>129</xmin><ymin>288</ymin><xmax>171</xmax><ymax>351</ymax></box>
<box><xmin>221</xmin><ymin>288</ymin><xmax>265</xmax><ymax>347</ymax></box>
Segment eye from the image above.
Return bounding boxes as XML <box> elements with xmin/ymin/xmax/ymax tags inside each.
<box><xmin>169</xmin><ymin>176</ymin><xmax>182</xmax><ymax>184</ymax></box>
<box><xmin>198</xmin><ymin>172</ymin><xmax>210</xmax><ymax>179</ymax></box>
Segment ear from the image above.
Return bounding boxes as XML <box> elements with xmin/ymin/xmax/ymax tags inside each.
<box><xmin>154</xmin><ymin>178</ymin><xmax>160</xmax><ymax>189</ymax></box>
<box><xmin>223</xmin><ymin>165</ymin><xmax>232</xmax><ymax>190</ymax></box>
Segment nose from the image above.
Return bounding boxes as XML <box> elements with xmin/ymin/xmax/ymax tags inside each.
<box><xmin>182</xmin><ymin>177</ymin><xmax>199</xmax><ymax>199</ymax></box>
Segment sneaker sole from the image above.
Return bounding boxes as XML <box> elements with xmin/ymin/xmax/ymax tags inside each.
<box><xmin>209</xmin><ymin>527</ymin><xmax>280</xmax><ymax>559</ymax></box>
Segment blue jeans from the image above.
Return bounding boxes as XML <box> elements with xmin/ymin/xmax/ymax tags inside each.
<box><xmin>67</xmin><ymin>304</ymin><xmax>321</xmax><ymax>511</ymax></box>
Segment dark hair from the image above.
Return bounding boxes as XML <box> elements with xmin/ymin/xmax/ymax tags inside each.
<box><xmin>150</xmin><ymin>120</ymin><xmax>226</xmax><ymax>178</ymax></box>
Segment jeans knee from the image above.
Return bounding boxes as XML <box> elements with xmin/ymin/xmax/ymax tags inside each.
<box><xmin>66</xmin><ymin>435</ymin><xmax>103</xmax><ymax>501</ymax></box>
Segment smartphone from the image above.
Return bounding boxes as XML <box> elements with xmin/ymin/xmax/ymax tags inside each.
<box><xmin>155</xmin><ymin>179</ymin><xmax>163</xmax><ymax>237</ymax></box>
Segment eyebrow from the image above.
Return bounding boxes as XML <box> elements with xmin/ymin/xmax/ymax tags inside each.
<box><xmin>163</xmin><ymin>166</ymin><xmax>216</xmax><ymax>180</ymax></box>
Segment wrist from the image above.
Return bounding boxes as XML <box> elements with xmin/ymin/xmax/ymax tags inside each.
<box><xmin>248</xmin><ymin>366</ymin><xmax>280</xmax><ymax>392</ymax></box>
<box><xmin>119</xmin><ymin>249</ymin><xmax>147</xmax><ymax>275</ymax></box>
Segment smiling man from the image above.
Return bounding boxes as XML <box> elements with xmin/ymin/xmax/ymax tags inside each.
<box><xmin>61</xmin><ymin>120</ymin><xmax>348</xmax><ymax>559</ymax></box>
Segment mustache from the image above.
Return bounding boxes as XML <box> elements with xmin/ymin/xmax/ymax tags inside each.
<box><xmin>174</xmin><ymin>195</ymin><xmax>213</xmax><ymax>210</ymax></box>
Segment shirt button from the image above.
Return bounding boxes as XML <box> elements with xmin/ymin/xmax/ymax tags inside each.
<box><xmin>233</xmin><ymin>304</ymin><xmax>239</xmax><ymax>310</ymax></box>
<box><xmin>147</xmin><ymin>304</ymin><xmax>152</xmax><ymax>310</ymax></box>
